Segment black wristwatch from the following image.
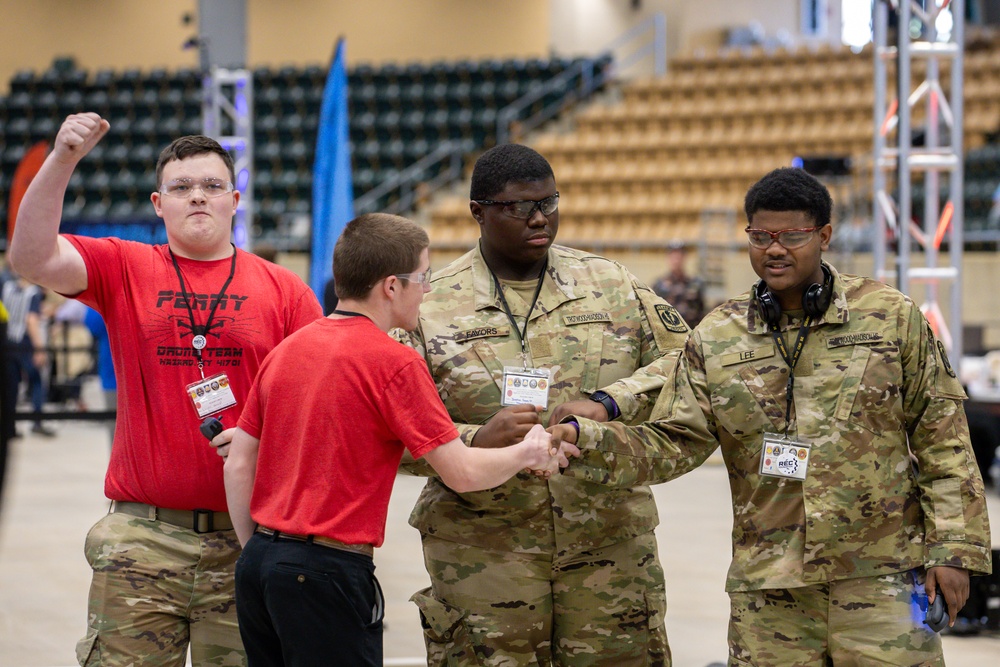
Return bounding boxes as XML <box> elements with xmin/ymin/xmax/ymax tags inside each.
<box><xmin>589</xmin><ymin>390</ymin><xmax>620</xmax><ymax>420</ymax></box>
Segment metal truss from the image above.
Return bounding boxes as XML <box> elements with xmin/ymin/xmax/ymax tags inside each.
<box><xmin>202</xmin><ymin>68</ymin><xmax>255</xmax><ymax>251</ymax></box>
<box><xmin>873</xmin><ymin>0</ymin><xmax>965</xmax><ymax>370</ymax></box>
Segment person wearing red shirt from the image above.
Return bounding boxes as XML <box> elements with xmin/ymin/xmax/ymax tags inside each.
<box><xmin>9</xmin><ymin>113</ymin><xmax>322</xmax><ymax>666</ymax></box>
<box><xmin>224</xmin><ymin>213</ymin><xmax>576</xmax><ymax>667</ymax></box>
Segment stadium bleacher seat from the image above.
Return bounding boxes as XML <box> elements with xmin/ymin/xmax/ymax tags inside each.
<box><xmin>0</xmin><ymin>55</ymin><xmax>611</xmax><ymax>237</ymax></box>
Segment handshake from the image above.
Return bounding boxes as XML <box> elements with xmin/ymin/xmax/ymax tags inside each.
<box><xmin>517</xmin><ymin>422</ymin><xmax>583</xmax><ymax>478</ymax></box>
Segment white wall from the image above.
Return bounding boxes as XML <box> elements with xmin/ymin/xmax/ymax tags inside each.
<box><xmin>549</xmin><ymin>0</ymin><xmax>845</xmax><ymax>72</ymax></box>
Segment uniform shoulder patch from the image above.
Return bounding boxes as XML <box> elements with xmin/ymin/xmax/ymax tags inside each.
<box><xmin>654</xmin><ymin>304</ymin><xmax>688</xmax><ymax>333</ymax></box>
<box><xmin>936</xmin><ymin>340</ymin><xmax>956</xmax><ymax>377</ymax></box>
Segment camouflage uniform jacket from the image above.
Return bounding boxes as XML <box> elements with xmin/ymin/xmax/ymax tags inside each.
<box><xmin>566</xmin><ymin>263</ymin><xmax>992</xmax><ymax>590</ymax></box>
<box><xmin>652</xmin><ymin>271</ymin><xmax>706</xmax><ymax>327</ymax></box>
<box><xmin>405</xmin><ymin>244</ymin><xmax>689</xmax><ymax>553</ymax></box>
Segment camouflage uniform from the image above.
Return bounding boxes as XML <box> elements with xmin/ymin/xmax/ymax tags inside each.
<box><xmin>405</xmin><ymin>244</ymin><xmax>689</xmax><ymax>666</ymax></box>
<box><xmin>566</xmin><ymin>263</ymin><xmax>992</xmax><ymax>665</ymax></box>
<box><xmin>78</xmin><ymin>512</ymin><xmax>244</xmax><ymax>667</ymax></box>
<box><xmin>651</xmin><ymin>271</ymin><xmax>706</xmax><ymax>328</ymax></box>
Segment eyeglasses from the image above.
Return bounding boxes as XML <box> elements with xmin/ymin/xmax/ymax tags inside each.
<box><xmin>474</xmin><ymin>192</ymin><xmax>559</xmax><ymax>219</ymax></box>
<box><xmin>745</xmin><ymin>226</ymin><xmax>820</xmax><ymax>249</ymax></box>
<box><xmin>395</xmin><ymin>268</ymin><xmax>433</xmax><ymax>290</ymax></box>
<box><xmin>160</xmin><ymin>178</ymin><xmax>235</xmax><ymax>198</ymax></box>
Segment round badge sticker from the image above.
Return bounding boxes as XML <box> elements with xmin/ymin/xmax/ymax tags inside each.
<box><xmin>776</xmin><ymin>452</ymin><xmax>799</xmax><ymax>476</ymax></box>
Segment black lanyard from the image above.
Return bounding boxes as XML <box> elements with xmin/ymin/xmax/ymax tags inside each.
<box><xmin>484</xmin><ymin>257</ymin><xmax>547</xmax><ymax>365</ymax></box>
<box><xmin>768</xmin><ymin>316</ymin><xmax>813</xmax><ymax>437</ymax></box>
<box><xmin>332</xmin><ymin>309</ymin><xmax>368</xmax><ymax>318</ymax></box>
<box><xmin>169</xmin><ymin>246</ymin><xmax>237</xmax><ymax>378</ymax></box>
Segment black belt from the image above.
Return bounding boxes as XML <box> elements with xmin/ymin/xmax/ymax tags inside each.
<box><xmin>110</xmin><ymin>501</ymin><xmax>233</xmax><ymax>533</ymax></box>
<box><xmin>256</xmin><ymin>526</ymin><xmax>374</xmax><ymax>557</ymax></box>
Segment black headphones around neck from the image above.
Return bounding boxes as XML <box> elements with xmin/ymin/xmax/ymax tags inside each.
<box><xmin>754</xmin><ymin>264</ymin><xmax>833</xmax><ymax>327</ymax></box>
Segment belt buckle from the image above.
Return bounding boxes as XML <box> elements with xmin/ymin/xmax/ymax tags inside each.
<box><xmin>193</xmin><ymin>509</ymin><xmax>214</xmax><ymax>534</ymax></box>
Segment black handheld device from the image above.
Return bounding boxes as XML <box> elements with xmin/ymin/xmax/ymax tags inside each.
<box><xmin>924</xmin><ymin>594</ymin><xmax>947</xmax><ymax>632</ymax></box>
<box><xmin>200</xmin><ymin>417</ymin><xmax>224</xmax><ymax>441</ymax></box>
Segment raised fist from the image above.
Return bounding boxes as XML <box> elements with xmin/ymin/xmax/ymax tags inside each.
<box><xmin>53</xmin><ymin>112</ymin><xmax>110</xmax><ymax>165</ymax></box>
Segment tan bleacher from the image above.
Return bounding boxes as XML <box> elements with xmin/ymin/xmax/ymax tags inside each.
<box><xmin>427</xmin><ymin>38</ymin><xmax>1000</xmax><ymax>253</ymax></box>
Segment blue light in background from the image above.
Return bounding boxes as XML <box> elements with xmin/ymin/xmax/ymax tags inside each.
<box><xmin>237</xmin><ymin>168</ymin><xmax>250</xmax><ymax>192</ymax></box>
<box><xmin>233</xmin><ymin>222</ymin><xmax>247</xmax><ymax>248</ymax></box>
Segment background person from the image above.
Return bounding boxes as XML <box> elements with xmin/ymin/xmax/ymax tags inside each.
<box><xmin>402</xmin><ymin>143</ymin><xmax>690</xmax><ymax>666</ymax></box>
<box><xmin>552</xmin><ymin>167</ymin><xmax>992</xmax><ymax>666</ymax></box>
<box><xmin>53</xmin><ymin>299</ymin><xmax>117</xmax><ymax>447</ymax></box>
<box><xmin>225</xmin><ymin>212</ymin><xmax>576</xmax><ymax>667</ymax></box>
<box><xmin>2</xmin><ymin>273</ymin><xmax>53</xmax><ymax>437</ymax></box>
<box><xmin>9</xmin><ymin>112</ymin><xmax>322</xmax><ymax>666</ymax></box>
<box><xmin>651</xmin><ymin>241</ymin><xmax>707</xmax><ymax>327</ymax></box>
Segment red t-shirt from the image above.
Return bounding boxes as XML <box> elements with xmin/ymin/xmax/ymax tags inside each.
<box><xmin>65</xmin><ymin>235</ymin><xmax>322</xmax><ymax>510</ymax></box>
<box><xmin>238</xmin><ymin>316</ymin><xmax>458</xmax><ymax>547</ymax></box>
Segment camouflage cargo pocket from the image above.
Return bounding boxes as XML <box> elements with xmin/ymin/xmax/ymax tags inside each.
<box><xmin>645</xmin><ymin>588</ymin><xmax>671</xmax><ymax>667</ymax></box>
<box><xmin>411</xmin><ymin>587</ymin><xmax>483</xmax><ymax>666</ymax></box>
<box><xmin>75</xmin><ymin>627</ymin><xmax>98</xmax><ymax>666</ymax></box>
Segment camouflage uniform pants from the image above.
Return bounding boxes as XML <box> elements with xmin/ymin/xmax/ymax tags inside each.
<box><xmin>414</xmin><ymin>531</ymin><xmax>669</xmax><ymax>666</ymax></box>
<box><xmin>76</xmin><ymin>511</ymin><xmax>246</xmax><ymax>667</ymax></box>
<box><xmin>728</xmin><ymin>570</ymin><xmax>944</xmax><ymax>666</ymax></box>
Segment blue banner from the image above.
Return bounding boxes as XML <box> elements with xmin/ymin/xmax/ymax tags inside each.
<box><xmin>310</xmin><ymin>38</ymin><xmax>354</xmax><ymax>301</ymax></box>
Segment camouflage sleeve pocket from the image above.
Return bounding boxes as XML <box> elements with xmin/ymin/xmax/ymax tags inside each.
<box><xmin>931</xmin><ymin>477</ymin><xmax>967</xmax><ymax>541</ymax></box>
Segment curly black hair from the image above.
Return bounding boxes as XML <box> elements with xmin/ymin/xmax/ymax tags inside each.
<box><xmin>744</xmin><ymin>167</ymin><xmax>833</xmax><ymax>227</ymax></box>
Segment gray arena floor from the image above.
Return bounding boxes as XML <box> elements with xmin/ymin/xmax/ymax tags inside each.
<box><xmin>1</xmin><ymin>413</ymin><xmax>998</xmax><ymax>667</ymax></box>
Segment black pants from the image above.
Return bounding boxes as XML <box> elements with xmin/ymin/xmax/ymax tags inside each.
<box><xmin>235</xmin><ymin>532</ymin><xmax>384</xmax><ymax>667</ymax></box>
<box><xmin>6</xmin><ymin>342</ymin><xmax>44</xmax><ymax>421</ymax></box>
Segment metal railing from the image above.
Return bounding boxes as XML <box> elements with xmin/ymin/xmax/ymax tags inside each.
<box><xmin>353</xmin><ymin>141</ymin><xmax>465</xmax><ymax>215</ymax></box>
<box><xmin>351</xmin><ymin>12</ymin><xmax>668</xmax><ymax>218</ymax></box>
<box><xmin>602</xmin><ymin>12</ymin><xmax>667</xmax><ymax>79</ymax></box>
<box><xmin>494</xmin><ymin>57</ymin><xmax>608</xmax><ymax>147</ymax></box>
<box><xmin>496</xmin><ymin>13</ymin><xmax>666</xmax><ymax>146</ymax></box>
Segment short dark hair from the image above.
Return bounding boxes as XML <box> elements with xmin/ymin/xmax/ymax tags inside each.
<box><xmin>155</xmin><ymin>135</ymin><xmax>236</xmax><ymax>189</ymax></box>
<box><xmin>470</xmin><ymin>144</ymin><xmax>555</xmax><ymax>200</ymax></box>
<box><xmin>744</xmin><ymin>167</ymin><xmax>833</xmax><ymax>227</ymax></box>
<box><xmin>333</xmin><ymin>213</ymin><xmax>429</xmax><ymax>300</ymax></box>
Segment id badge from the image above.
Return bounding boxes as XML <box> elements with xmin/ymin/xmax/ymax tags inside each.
<box><xmin>501</xmin><ymin>366</ymin><xmax>552</xmax><ymax>409</ymax></box>
<box><xmin>186</xmin><ymin>373</ymin><xmax>237</xmax><ymax>418</ymax></box>
<box><xmin>759</xmin><ymin>433</ymin><xmax>811</xmax><ymax>481</ymax></box>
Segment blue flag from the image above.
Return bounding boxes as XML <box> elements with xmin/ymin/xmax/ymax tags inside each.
<box><xmin>310</xmin><ymin>38</ymin><xmax>353</xmax><ymax>301</ymax></box>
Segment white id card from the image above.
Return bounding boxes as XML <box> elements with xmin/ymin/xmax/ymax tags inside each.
<box><xmin>186</xmin><ymin>373</ymin><xmax>237</xmax><ymax>418</ymax></box>
<box><xmin>501</xmin><ymin>366</ymin><xmax>552</xmax><ymax>409</ymax></box>
<box><xmin>759</xmin><ymin>433</ymin><xmax>811</xmax><ymax>481</ymax></box>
